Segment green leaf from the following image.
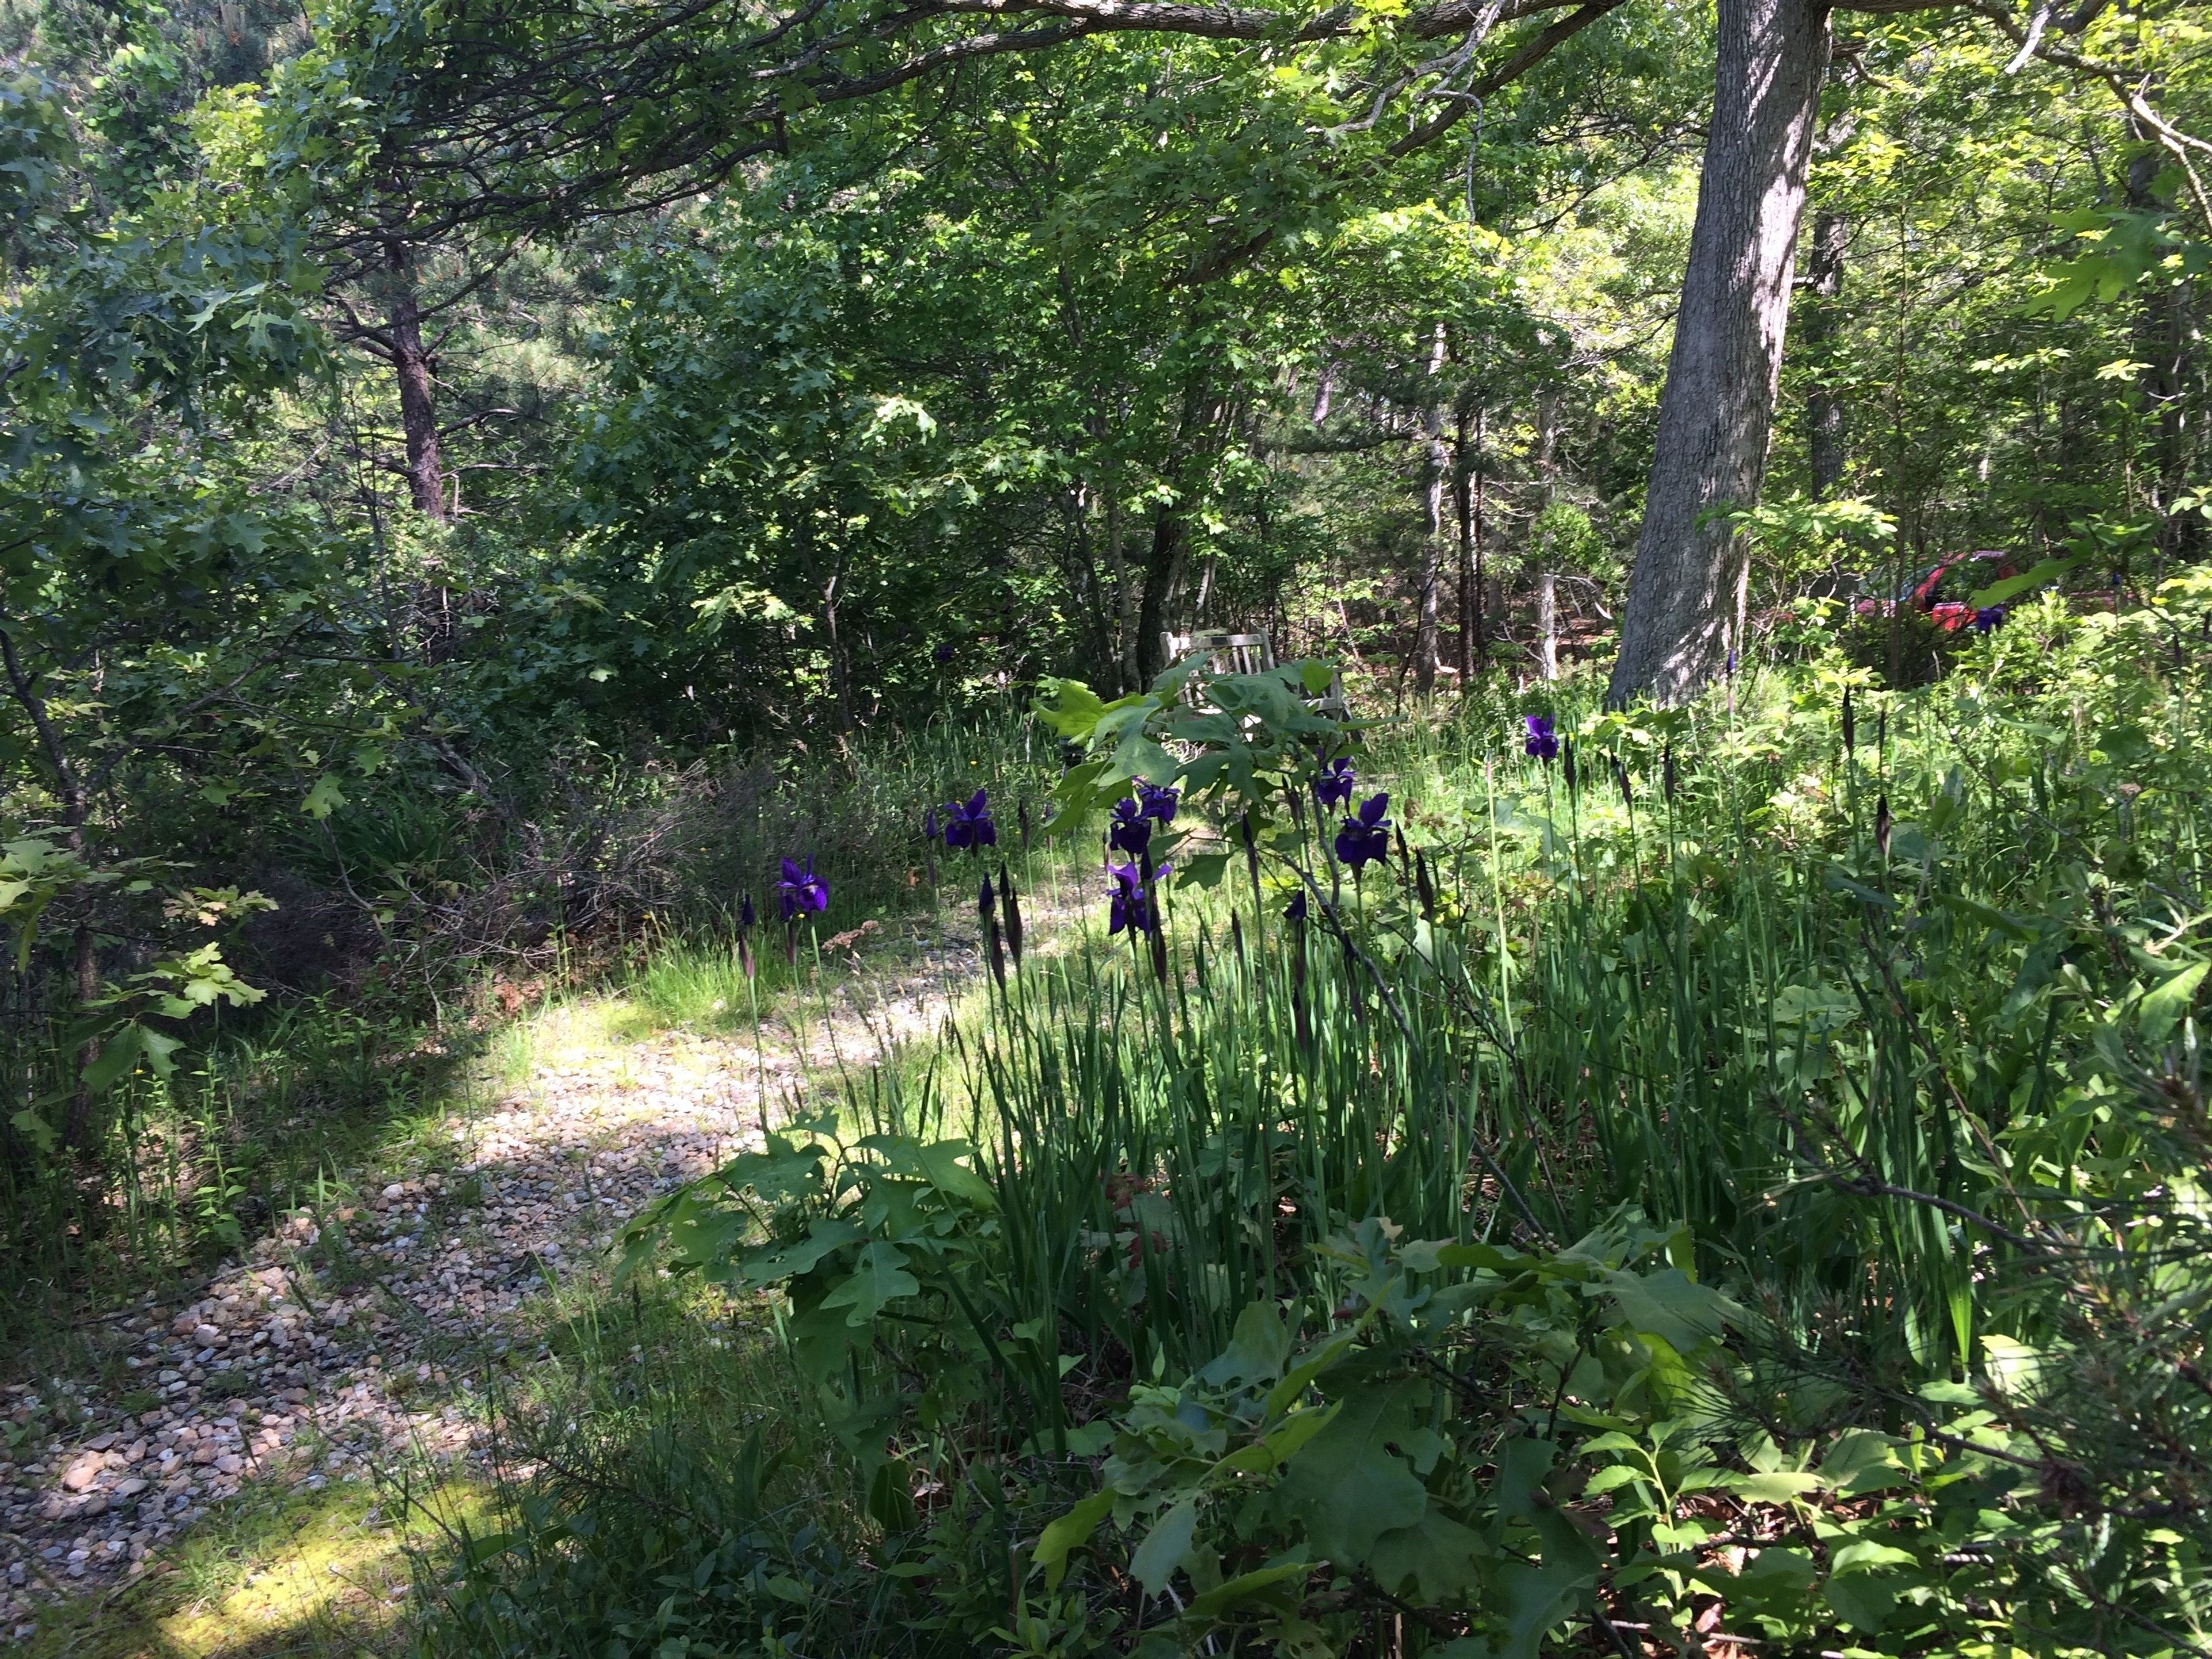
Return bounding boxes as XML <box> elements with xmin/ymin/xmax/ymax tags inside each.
<box><xmin>1200</xmin><ymin>1300</ymin><xmax>1291</xmax><ymax>1388</ymax></box>
<box><xmin>1368</xmin><ymin>1508</ymin><xmax>1486</xmax><ymax>1603</ymax></box>
<box><xmin>1733</xmin><ymin>1471</ymin><xmax>1824</xmax><ymax>1505</ymax></box>
<box><xmin>717</xmin><ymin>1139</ymin><xmax>830</xmax><ymax>1204</ymax></box>
<box><xmin>1033</xmin><ymin>677</ymin><xmax>1109</xmax><ymax>740</ymax></box>
<box><xmin>1034</xmin><ymin>1489</ymin><xmax>1115</xmax><ymax>1590</ymax></box>
<box><xmin>1497</xmin><ymin>1535</ymin><xmax>1599</xmax><ymax>1659</ymax></box>
<box><xmin>1131</xmin><ymin>1497</ymin><xmax>1198</xmax><ymax>1597</ymax></box>
<box><xmin>1592</xmin><ymin>1267</ymin><xmax>1742</xmax><ymax>1351</ymax></box>
<box><xmin>1187</xmin><ymin>1559</ymin><xmax>1310</xmax><ymax>1618</ymax></box>
<box><xmin>2139</xmin><ymin>961</ymin><xmax>2207</xmax><ymax>1043</ymax></box>
<box><xmin>1820</xmin><ymin>1429</ymin><xmax>1907</xmax><ymax>1495</ymax></box>
<box><xmin>302</xmin><ymin>773</ymin><xmax>346</xmax><ymax>819</ymax></box>
<box><xmin>1173</xmin><ymin>852</ymin><xmax>1234</xmax><ymax>892</ymax></box>
<box><xmin>1824</xmin><ymin>1569</ymin><xmax>1898</xmax><ymax>1633</ymax></box>
<box><xmin>820</xmin><ymin>1240</ymin><xmax>921</xmax><ymax>1326</ymax></box>
<box><xmin>1830</xmin><ymin>1538</ymin><xmax>1918</xmax><ymax>1575</ymax></box>
<box><xmin>9</xmin><ymin>1109</ymin><xmax>55</xmax><ymax>1154</ymax></box>
<box><xmin>1277</xmin><ymin>1377</ymin><xmax>1429</xmax><ymax>1566</ymax></box>
<box><xmin>1967</xmin><ymin>556</ymin><xmax>2074</xmax><ymax>608</ymax></box>
<box><xmin>734</xmin><ymin>1218</ymin><xmax>863</xmax><ymax>1285</ymax></box>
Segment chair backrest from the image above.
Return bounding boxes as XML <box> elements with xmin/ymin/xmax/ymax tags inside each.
<box><xmin>1162</xmin><ymin>630</ymin><xmax>1277</xmax><ymax>679</ymax></box>
<box><xmin>1162</xmin><ymin>629</ymin><xmax>1348</xmax><ymax>717</ymax></box>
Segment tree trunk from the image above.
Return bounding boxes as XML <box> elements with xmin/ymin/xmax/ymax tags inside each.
<box><xmin>384</xmin><ymin>240</ymin><xmax>450</xmax><ymax>524</ymax></box>
<box><xmin>1537</xmin><ymin>571</ymin><xmax>1559</xmax><ymax>681</ymax></box>
<box><xmin>0</xmin><ymin>631</ymin><xmax>101</xmax><ymax>1156</ymax></box>
<box><xmin>1607</xmin><ymin>0</ymin><xmax>1831</xmax><ymax>706</ymax></box>
<box><xmin>1452</xmin><ymin>408</ymin><xmax>1476</xmax><ymax>683</ymax></box>
<box><xmin>1806</xmin><ymin>207</ymin><xmax>1848</xmax><ymax>498</ymax></box>
<box><xmin>1414</xmin><ymin>323</ymin><xmax>1449</xmax><ymax>696</ymax></box>
<box><xmin>1532</xmin><ymin>391</ymin><xmax>1562</xmax><ymax>682</ymax></box>
<box><xmin>1136</xmin><ymin>504</ymin><xmax>1187</xmax><ymax>683</ymax></box>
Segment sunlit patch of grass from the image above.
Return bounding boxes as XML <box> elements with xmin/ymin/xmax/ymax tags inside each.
<box><xmin>21</xmin><ymin>1471</ymin><xmax>494</xmax><ymax>1659</ymax></box>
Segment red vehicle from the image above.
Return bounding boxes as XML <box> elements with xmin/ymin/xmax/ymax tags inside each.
<box><xmin>1853</xmin><ymin>550</ymin><xmax>2021</xmax><ymax>631</ymax></box>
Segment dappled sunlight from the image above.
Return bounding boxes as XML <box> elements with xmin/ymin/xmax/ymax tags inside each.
<box><xmin>24</xmin><ymin>1473</ymin><xmax>491</xmax><ymax>1659</ymax></box>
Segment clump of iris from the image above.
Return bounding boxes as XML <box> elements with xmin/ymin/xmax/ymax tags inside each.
<box><xmin>1523</xmin><ymin>714</ymin><xmax>1559</xmax><ymax>763</ymax></box>
<box><xmin>1973</xmin><ymin>605</ymin><xmax>2008</xmax><ymax>634</ymax></box>
<box><xmin>1106</xmin><ymin>863</ymin><xmax>1156</xmax><ymax>935</ymax></box>
<box><xmin>936</xmin><ymin>788</ymin><xmax>997</xmax><ymax>851</ymax></box>
<box><xmin>1335</xmin><ymin>793</ymin><xmax>1391</xmax><ymax>869</ymax></box>
<box><xmin>777</xmin><ymin>856</ymin><xmax>830</xmax><ymax>921</ymax></box>
<box><xmin>1107</xmin><ymin>779</ymin><xmax>1180</xmax><ymax>857</ymax></box>
<box><xmin>1312</xmin><ymin>757</ymin><xmax>1356</xmax><ymax>811</ymax></box>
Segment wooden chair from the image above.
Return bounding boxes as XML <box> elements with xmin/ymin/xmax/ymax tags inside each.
<box><xmin>1163</xmin><ymin>629</ymin><xmax>1277</xmax><ymax>680</ymax></box>
<box><xmin>1162</xmin><ymin>629</ymin><xmax>1347</xmax><ymax>718</ymax></box>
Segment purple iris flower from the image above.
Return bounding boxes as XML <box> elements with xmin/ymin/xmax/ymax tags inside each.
<box><xmin>1107</xmin><ymin>863</ymin><xmax>1155</xmax><ymax>936</ymax></box>
<box><xmin>1137</xmin><ymin>781</ymin><xmax>1179</xmax><ymax>824</ymax></box>
<box><xmin>1107</xmin><ymin>797</ymin><xmax>1152</xmax><ymax>857</ymax></box>
<box><xmin>1973</xmin><ymin>605</ymin><xmax>2008</xmax><ymax>634</ymax></box>
<box><xmin>1524</xmin><ymin>715</ymin><xmax>1559</xmax><ymax>763</ymax></box>
<box><xmin>739</xmin><ymin>894</ymin><xmax>757</xmax><ymax>930</ymax></box>
<box><xmin>941</xmin><ymin>789</ymin><xmax>997</xmax><ymax>851</ymax></box>
<box><xmin>777</xmin><ymin>856</ymin><xmax>830</xmax><ymax>921</ymax></box>
<box><xmin>1335</xmin><ymin>793</ymin><xmax>1391</xmax><ymax>870</ymax></box>
<box><xmin>934</xmin><ymin>641</ymin><xmax>956</xmax><ymax>664</ymax></box>
<box><xmin>1313</xmin><ymin>759</ymin><xmax>1357</xmax><ymax>812</ymax></box>
<box><xmin>1285</xmin><ymin>891</ymin><xmax>1308</xmax><ymax>922</ymax></box>
<box><xmin>923</xmin><ymin>804</ymin><xmax>940</xmax><ymax>842</ymax></box>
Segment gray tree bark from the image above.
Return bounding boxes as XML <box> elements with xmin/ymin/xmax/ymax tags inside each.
<box><xmin>1415</xmin><ymin>323</ymin><xmax>1449</xmax><ymax>696</ymax></box>
<box><xmin>1607</xmin><ymin>0</ymin><xmax>1831</xmax><ymax>706</ymax></box>
<box><xmin>381</xmin><ymin>240</ymin><xmax>450</xmax><ymax>524</ymax></box>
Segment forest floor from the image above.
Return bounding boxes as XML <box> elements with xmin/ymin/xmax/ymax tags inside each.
<box><xmin>3</xmin><ymin>908</ymin><xmax>1005</xmax><ymax>1657</ymax></box>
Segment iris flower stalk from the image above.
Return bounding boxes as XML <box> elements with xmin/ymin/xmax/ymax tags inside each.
<box><xmin>778</xmin><ymin>855</ymin><xmax>830</xmax><ymax>967</ymax></box>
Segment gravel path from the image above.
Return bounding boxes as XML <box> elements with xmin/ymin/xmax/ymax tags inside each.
<box><xmin>0</xmin><ymin>918</ymin><xmax>994</xmax><ymax>1639</ymax></box>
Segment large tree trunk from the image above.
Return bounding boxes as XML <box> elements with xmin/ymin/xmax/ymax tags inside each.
<box><xmin>1136</xmin><ymin>504</ymin><xmax>1187</xmax><ymax>683</ymax></box>
<box><xmin>1607</xmin><ymin>0</ymin><xmax>1831</xmax><ymax>706</ymax></box>
<box><xmin>384</xmin><ymin>240</ymin><xmax>450</xmax><ymax>523</ymax></box>
<box><xmin>1805</xmin><ymin>207</ymin><xmax>1848</xmax><ymax>497</ymax></box>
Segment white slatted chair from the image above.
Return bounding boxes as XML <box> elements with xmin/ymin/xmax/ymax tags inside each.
<box><xmin>1162</xmin><ymin>629</ymin><xmax>1347</xmax><ymax>718</ymax></box>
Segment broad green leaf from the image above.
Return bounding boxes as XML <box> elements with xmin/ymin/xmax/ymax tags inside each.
<box><xmin>1034</xmin><ymin>1489</ymin><xmax>1114</xmax><ymax>1590</ymax></box>
<box><xmin>302</xmin><ymin>773</ymin><xmax>346</xmax><ymax>819</ymax></box>
<box><xmin>1830</xmin><ymin>1538</ymin><xmax>1918</xmax><ymax>1575</ymax></box>
<box><xmin>821</xmin><ymin>1240</ymin><xmax>921</xmax><ymax>1326</ymax></box>
<box><xmin>1173</xmin><ymin>851</ymin><xmax>1234</xmax><ymax>892</ymax></box>
<box><xmin>738</xmin><ymin>1217</ymin><xmax>864</xmax><ymax>1286</ymax></box>
<box><xmin>1733</xmin><ymin>1471</ymin><xmax>1825</xmax><ymax>1504</ymax></box>
<box><xmin>1368</xmin><ymin>1508</ymin><xmax>1486</xmax><ymax>1603</ymax></box>
<box><xmin>1131</xmin><ymin>1496</ymin><xmax>1198</xmax><ymax>1596</ymax></box>
<box><xmin>1200</xmin><ymin>1300</ymin><xmax>1291</xmax><ymax>1388</ymax></box>
<box><xmin>1968</xmin><ymin>556</ymin><xmax>2075</xmax><ymax>608</ymax></box>
<box><xmin>2139</xmin><ymin>961</ymin><xmax>2207</xmax><ymax>1043</ymax></box>
<box><xmin>1592</xmin><ymin>1267</ymin><xmax>1743</xmax><ymax>1350</ymax></box>
<box><xmin>1824</xmin><ymin>1569</ymin><xmax>1899</xmax><ymax>1632</ymax></box>
<box><xmin>1277</xmin><ymin>1377</ymin><xmax>1428</xmax><ymax>1565</ymax></box>
<box><xmin>1187</xmin><ymin>1559</ymin><xmax>1310</xmax><ymax>1618</ymax></box>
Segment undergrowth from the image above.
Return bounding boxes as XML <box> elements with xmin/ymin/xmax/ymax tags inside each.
<box><xmin>416</xmin><ymin>584</ymin><xmax>2212</xmax><ymax>1657</ymax></box>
